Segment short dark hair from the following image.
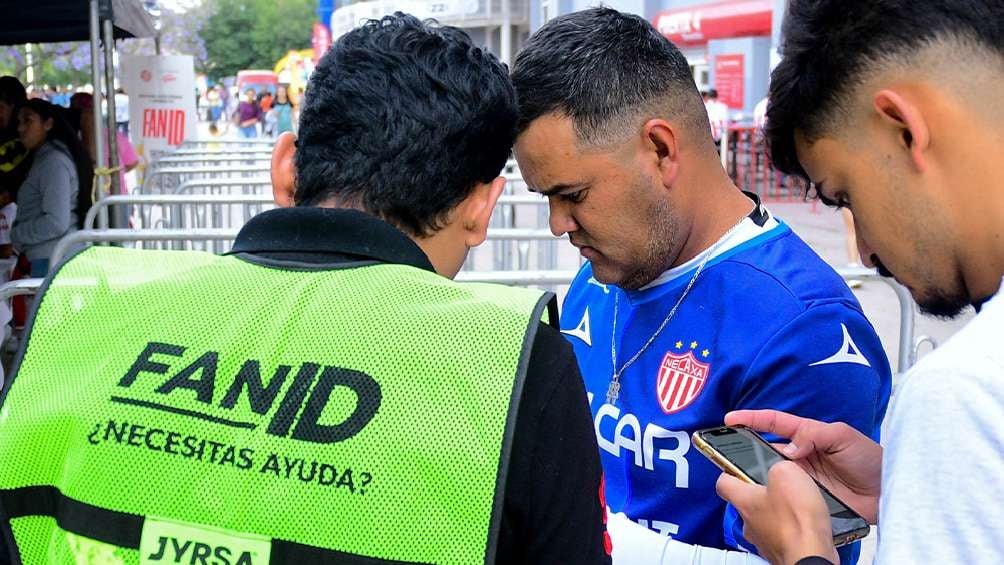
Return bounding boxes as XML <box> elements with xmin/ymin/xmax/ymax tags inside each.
<box><xmin>511</xmin><ymin>7</ymin><xmax>706</xmax><ymax>146</ymax></box>
<box><xmin>767</xmin><ymin>0</ymin><xmax>1004</xmax><ymax>181</ymax></box>
<box><xmin>294</xmin><ymin>13</ymin><xmax>517</xmax><ymax>237</ymax></box>
<box><xmin>0</xmin><ymin>76</ymin><xmax>27</xmax><ymax>106</ymax></box>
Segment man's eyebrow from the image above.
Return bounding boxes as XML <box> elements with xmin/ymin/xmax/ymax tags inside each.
<box><xmin>531</xmin><ymin>182</ymin><xmax>588</xmax><ymax>197</ymax></box>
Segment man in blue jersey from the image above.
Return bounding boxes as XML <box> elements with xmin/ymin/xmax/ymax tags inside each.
<box><xmin>511</xmin><ymin>8</ymin><xmax>892</xmax><ymax>564</ymax></box>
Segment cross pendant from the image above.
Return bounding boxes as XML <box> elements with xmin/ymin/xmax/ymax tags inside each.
<box><xmin>606</xmin><ymin>380</ymin><xmax>621</xmax><ymax>405</ymax></box>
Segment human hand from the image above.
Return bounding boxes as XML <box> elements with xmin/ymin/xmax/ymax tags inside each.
<box><xmin>717</xmin><ymin>461</ymin><xmax>838</xmax><ymax>565</ymax></box>
<box><xmin>725</xmin><ymin>409</ymin><xmax>882</xmax><ymax>523</ymax></box>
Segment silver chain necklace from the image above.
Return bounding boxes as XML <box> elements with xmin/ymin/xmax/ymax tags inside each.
<box><xmin>606</xmin><ymin>206</ymin><xmax>755</xmax><ymax>405</ymax></box>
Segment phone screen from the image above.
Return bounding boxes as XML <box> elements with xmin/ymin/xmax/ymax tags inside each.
<box><xmin>699</xmin><ymin>426</ymin><xmax>869</xmax><ymax>540</ymax></box>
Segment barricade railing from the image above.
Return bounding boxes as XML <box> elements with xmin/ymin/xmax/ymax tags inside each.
<box><xmin>1</xmin><ymin>263</ymin><xmax>931</xmax><ymax>376</ymax></box>
<box><xmin>721</xmin><ymin>126</ymin><xmax>815</xmax><ymax>207</ymax></box>
<box><xmin>169</xmin><ymin>150</ymin><xmax>274</xmax><ymax>158</ymax></box>
<box><xmin>94</xmin><ymin>189</ymin><xmax>556</xmax><ymax>268</ymax></box>
<box><xmin>174</xmin><ymin>179</ymin><xmax>272</xmax><ymax>195</ymax></box>
<box><xmin>49</xmin><ymin>228</ymin><xmax>567</xmax><ymax>270</ymax></box>
<box><xmin>141</xmin><ymin>166</ymin><xmax>269</xmax><ymax>195</ymax></box>
<box><xmin>86</xmin><ymin>194</ymin><xmax>546</xmax><ymax>229</ymax></box>
<box><xmin>84</xmin><ymin>195</ymin><xmax>276</xmax><ymax>231</ymax></box>
<box><xmin>149</xmin><ymin>156</ymin><xmax>272</xmax><ymax>168</ymax></box>
<box><xmin>176</xmin><ymin>139</ymin><xmax>273</xmax><ymax>150</ymax></box>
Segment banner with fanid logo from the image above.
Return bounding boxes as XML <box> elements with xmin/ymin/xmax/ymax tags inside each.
<box><xmin>121</xmin><ymin>54</ymin><xmax>197</xmax><ymax>161</ymax></box>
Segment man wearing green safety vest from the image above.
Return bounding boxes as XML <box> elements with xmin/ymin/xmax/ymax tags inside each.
<box><xmin>0</xmin><ymin>14</ymin><xmax>611</xmax><ymax>565</ymax></box>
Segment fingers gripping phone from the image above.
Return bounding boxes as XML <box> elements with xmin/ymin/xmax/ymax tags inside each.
<box><xmin>694</xmin><ymin>425</ymin><xmax>870</xmax><ymax>547</ymax></box>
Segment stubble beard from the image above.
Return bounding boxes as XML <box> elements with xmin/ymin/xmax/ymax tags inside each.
<box><xmin>616</xmin><ymin>197</ymin><xmax>679</xmax><ymax>291</ymax></box>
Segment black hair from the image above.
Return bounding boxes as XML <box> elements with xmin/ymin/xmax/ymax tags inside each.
<box><xmin>511</xmin><ymin>7</ymin><xmax>705</xmax><ymax>144</ymax></box>
<box><xmin>294</xmin><ymin>13</ymin><xmax>517</xmax><ymax>237</ymax></box>
<box><xmin>767</xmin><ymin>0</ymin><xmax>1004</xmax><ymax>182</ymax></box>
<box><xmin>0</xmin><ymin>76</ymin><xmax>27</xmax><ymax>136</ymax></box>
<box><xmin>707</xmin><ymin>89</ymin><xmax>718</xmax><ymax>99</ymax></box>
<box><xmin>0</xmin><ymin>76</ymin><xmax>27</xmax><ymax>106</ymax></box>
<box><xmin>21</xmin><ymin>99</ymin><xmax>94</xmax><ymax>228</ymax></box>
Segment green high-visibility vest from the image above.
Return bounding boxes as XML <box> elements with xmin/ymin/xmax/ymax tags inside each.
<box><xmin>0</xmin><ymin>246</ymin><xmax>555</xmax><ymax>565</ymax></box>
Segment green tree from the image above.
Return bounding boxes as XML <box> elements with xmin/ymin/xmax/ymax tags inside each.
<box><xmin>0</xmin><ymin>43</ymin><xmax>94</xmax><ymax>88</ymax></box>
<box><xmin>202</xmin><ymin>0</ymin><xmax>316</xmax><ymax>80</ymax></box>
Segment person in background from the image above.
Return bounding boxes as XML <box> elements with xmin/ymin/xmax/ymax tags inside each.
<box><xmin>259</xmin><ymin>90</ymin><xmax>274</xmax><ymax>113</ymax></box>
<box><xmin>13</xmin><ymin>99</ymin><xmax>93</xmax><ymax>276</ymax></box>
<box><xmin>69</xmin><ymin>93</ymin><xmax>139</xmax><ymax>228</ymax></box>
<box><xmin>114</xmin><ymin>88</ymin><xmax>130</xmax><ymax>135</ymax></box>
<box><xmin>236</xmin><ymin>88</ymin><xmax>261</xmax><ymax>138</ymax></box>
<box><xmin>753</xmin><ymin>96</ymin><xmax>769</xmax><ymax>132</ymax></box>
<box><xmin>219</xmin><ymin>84</ymin><xmax>230</xmax><ymax>124</ymax></box>
<box><xmin>0</xmin><ymin>77</ymin><xmax>30</xmax><ymax>203</ymax></box>
<box><xmin>0</xmin><ymin>185</ymin><xmax>15</xmax><ymax>385</ymax></box>
<box><xmin>273</xmin><ymin>85</ymin><xmax>295</xmax><ymax>136</ymax></box>
<box><xmin>705</xmin><ymin>89</ymin><xmax>730</xmax><ymax>149</ymax></box>
<box><xmin>207</xmin><ymin>86</ymin><xmax>221</xmax><ymax>123</ymax></box>
<box><xmin>0</xmin><ymin>187</ymin><xmax>16</xmax><ymax>259</ymax></box>
<box><xmin>57</xmin><ymin>86</ymin><xmax>70</xmax><ymax>108</ymax></box>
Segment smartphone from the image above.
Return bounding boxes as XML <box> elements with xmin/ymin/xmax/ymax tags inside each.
<box><xmin>694</xmin><ymin>425</ymin><xmax>870</xmax><ymax>547</ymax></box>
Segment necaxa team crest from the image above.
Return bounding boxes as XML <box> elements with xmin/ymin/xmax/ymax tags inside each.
<box><xmin>656</xmin><ymin>350</ymin><xmax>710</xmax><ymax>414</ymax></box>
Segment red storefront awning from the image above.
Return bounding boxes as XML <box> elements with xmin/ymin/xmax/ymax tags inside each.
<box><xmin>653</xmin><ymin>0</ymin><xmax>772</xmax><ymax>47</ymax></box>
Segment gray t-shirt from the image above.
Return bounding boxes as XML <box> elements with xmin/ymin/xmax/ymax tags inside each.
<box><xmin>878</xmin><ymin>279</ymin><xmax>1004</xmax><ymax>563</ymax></box>
<box><xmin>12</xmin><ymin>140</ymin><xmax>79</xmax><ymax>262</ymax></box>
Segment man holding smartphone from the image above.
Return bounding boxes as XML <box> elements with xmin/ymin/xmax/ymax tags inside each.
<box><xmin>716</xmin><ymin>0</ymin><xmax>1004</xmax><ymax>563</ymax></box>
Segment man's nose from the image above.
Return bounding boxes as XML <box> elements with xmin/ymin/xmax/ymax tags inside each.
<box><xmin>547</xmin><ymin>199</ymin><xmax>578</xmax><ymax>237</ymax></box>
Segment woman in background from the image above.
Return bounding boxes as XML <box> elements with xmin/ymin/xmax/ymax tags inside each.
<box><xmin>272</xmin><ymin>85</ymin><xmax>295</xmax><ymax>136</ymax></box>
<box><xmin>13</xmin><ymin>99</ymin><xmax>93</xmax><ymax>276</ymax></box>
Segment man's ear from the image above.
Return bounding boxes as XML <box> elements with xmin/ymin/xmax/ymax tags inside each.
<box><xmin>642</xmin><ymin>118</ymin><xmax>681</xmax><ymax>190</ymax></box>
<box><xmin>872</xmin><ymin>89</ymin><xmax>931</xmax><ymax>173</ymax></box>
<box><xmin>461</xmin><ymin>176</ymin><xmax>506</xmax><ymax>248</ymax></box>
<box><xmin>271</xmin><ymin>132</ymin><xmax>297</xmax><ymax>207</ymax></box>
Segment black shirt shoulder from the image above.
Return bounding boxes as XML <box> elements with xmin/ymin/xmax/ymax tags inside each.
<box><xmin>496</xmin><ymin>322</ymin><xmax>611</xmax><ymax>564</ymax></box>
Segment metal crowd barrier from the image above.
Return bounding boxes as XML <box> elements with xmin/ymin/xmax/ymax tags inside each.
<box><xmin>150</xmin><ymin>156</ymin><xmax>272</xmax><ymax>169</ymax></box>
<box><xmin>83</xmin><ymin>195</ymin><xmax>276</xmax><ymax>231</ymax></box>
<box><xmin>88</xmin><ymin>190</ymin><xmax>557</xmax><ymax>270</ymax></box>
<box><xmin>174</xmin><ymin>179</ymin><xmax>273</xmax><ymax>194</ymax></box>
<box><xmin>0</xmin><ymin>263</ymin><xmax>930</xmax><ymax>376</ymax></box>
<box><xmin>49</xmin><ymin>228</ymin><xmax>566</xmax><ymax>269</ymax></box>
<box><xmin>175</xmin><ymin>140</ymin><xmax>273</xmax><ymax>150</ymax></box>
<box><xmin>170</xmin><ymin>148</ymin><xmax>274</xmax><ymax>156</ymax></box>
<box><xmin>141</xmin><ymin>166</ymin><xmax>268</xmax><ymax>195</ymax></box>
<box><xmin>720</xmin><ymin>126</ymin><xmax>816</xmax><ymax>207</ymax></box>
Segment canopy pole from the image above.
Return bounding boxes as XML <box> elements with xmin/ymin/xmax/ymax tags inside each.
<box><xmin>103</xmin><ymin>17</ymin><xmax>122</xmax><ymax>209</ymax></box>
<box><xmin>89</xmin><ymin>0</ymin><xmax>109</xmax><ymax>230</ymax></box>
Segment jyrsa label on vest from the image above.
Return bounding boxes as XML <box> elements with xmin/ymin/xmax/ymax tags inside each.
<box><xmin>140</xmin><ymin>517</ymin><xmax>271</xmax><ymax>565</ymax></box>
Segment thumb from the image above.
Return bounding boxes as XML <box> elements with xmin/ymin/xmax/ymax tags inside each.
<box><xmin>716</xmin><ymin>472</ymin><xmax>762</xmax><ymax>509</ymax></box>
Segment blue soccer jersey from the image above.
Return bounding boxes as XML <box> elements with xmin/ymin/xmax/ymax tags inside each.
<box><xmin>560</xmin><ymin>209</ymin><xmax>892</xmax><ymax>562</ymax></box>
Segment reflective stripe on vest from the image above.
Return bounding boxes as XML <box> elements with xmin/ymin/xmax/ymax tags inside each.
<box><xmin>0</xmin><ymin>246</ymin><xmax>554</xmax><ymax>565</ymax></box>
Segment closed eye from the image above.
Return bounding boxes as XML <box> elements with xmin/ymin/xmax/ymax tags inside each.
<box><xmin>814</xmin><ymin>185</ymin><xmax>849</xmax><ymax>210</ymax></box>
<box><xmin>560</xmin><ymin>189</ymin><xmax>587</xmax><ymax>203</ymax></box>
